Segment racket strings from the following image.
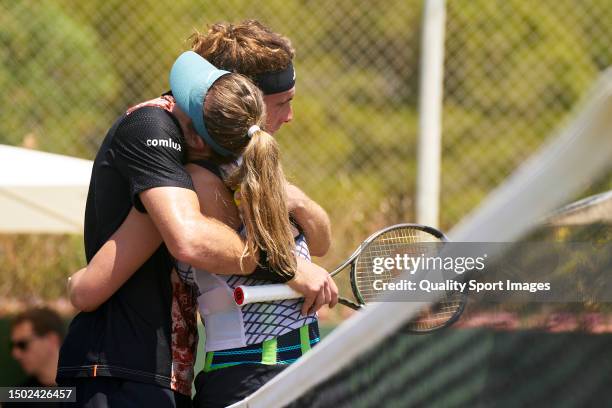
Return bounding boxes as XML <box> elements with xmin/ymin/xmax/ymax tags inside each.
<box><xmin>353</xmin><ymin>226</ymin><xmax>464</xmax><ymax>331</ymax></box>
<box><xmin>355</xmin><ymin>228</ymin><xmax>440</xmax><ymax>303</ymax></box>
<box><xmin>404</xmin><ymin>291</ymin><xmax>465</xmax><ymax>331</ymax></box>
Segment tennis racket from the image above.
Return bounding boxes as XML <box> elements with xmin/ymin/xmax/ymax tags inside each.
<box><xmin>234</xmin><ymin>223</ymin><xmax>467</xmax><ymax>333</ymax></box>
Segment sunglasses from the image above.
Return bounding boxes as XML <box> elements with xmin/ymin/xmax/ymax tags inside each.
<box><xmin>9</xmin><ymin>338</ymin><xmax>33</xmax><ymax>352</ymax></box>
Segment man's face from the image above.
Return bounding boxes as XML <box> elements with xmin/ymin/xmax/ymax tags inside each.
<box><xmin>263</xmin><ymin>87</ymin><xmax>295</xmax><ymax>135</ymax></box>
<box><xmin>10</xmin><ymin>321</ymin><xmax>53</xmax><ymax>376</ymax></box>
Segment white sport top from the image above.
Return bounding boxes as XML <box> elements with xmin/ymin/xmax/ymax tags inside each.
<box><xmin>176</xmin><ymin>233</ymin><xmax>317</xmax><ymax>352</ymax></box>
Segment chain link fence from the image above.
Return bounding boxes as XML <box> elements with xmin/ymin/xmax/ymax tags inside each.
<box><xmin>442</xmin><ymin>0</ymin><xmax>612</xmax><ymax>225</ymax></box>
<box><xmin>1</xmin><ymin>0</ymin><xmax>611</xmax><ymax>302</ymax></box>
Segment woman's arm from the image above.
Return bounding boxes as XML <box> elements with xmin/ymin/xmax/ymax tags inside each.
<box><xmin>69</xmin><ymin>207</ymin><xmax>162</xmax><ymax>311</ymax></box>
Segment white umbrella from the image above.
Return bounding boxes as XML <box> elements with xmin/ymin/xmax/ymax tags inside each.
<box><xmin>0</xmin><ymin>144</ymin><xmax>92</xmax><ymax>234</ymax></box>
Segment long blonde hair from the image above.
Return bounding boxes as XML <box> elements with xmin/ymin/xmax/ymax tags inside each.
<box><xmin>203</xmin><ymin>74</ymin><xmax>296</xmax><ymax>278</ymax></box>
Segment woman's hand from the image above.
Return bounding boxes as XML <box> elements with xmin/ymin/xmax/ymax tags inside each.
<box><xmin>288</xmin><ymin>257</ymin><xmax>338</xmax><ymax>315</ymax></box>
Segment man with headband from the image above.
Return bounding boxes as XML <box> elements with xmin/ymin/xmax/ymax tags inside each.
<box><xmin>192</xmin><ymin>20</ymin><xmax>333</xmax><ymax>258</ymax></box>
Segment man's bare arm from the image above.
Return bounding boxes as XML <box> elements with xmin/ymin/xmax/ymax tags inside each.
<box><xmin>69</xmin><ymin>192</ymin><xmax>255</xmax><ymax>312</ymax></box>
<box><xmin>139</xmin><ymin>186</ymin><xmax>258</xmax><ymax>274</ymax></box>
<box><xmin>286</xmin><ymin>183</ymin><xmax>332</xmax><ymax>257</ymax></box>
<box><xmin>69</xmin><ymin>185</ymin><xmax>255</xmax><ymax>312</ymax></box>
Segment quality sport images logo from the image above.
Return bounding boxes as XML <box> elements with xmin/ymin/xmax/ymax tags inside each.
<box><xmin>146</xmin><ymin>138</ymin><xmax>182</xmax><ymax>151</ymax></box>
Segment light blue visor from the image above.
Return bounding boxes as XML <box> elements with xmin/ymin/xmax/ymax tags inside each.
<box><xmin>169</xmin><ymin>51</ymin><xmax>233</xmax><ymax>156</ymax></box>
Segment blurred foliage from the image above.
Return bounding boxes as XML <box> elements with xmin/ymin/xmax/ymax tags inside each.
<box><xmin>442</xmin><ymin>0</ymin><xmax>608</xmax><ymax>223</ymax></box>
<box><xmin>0</xmin><ymin>0</ymin><xmax>120</xmax><ymax>157</ymax></box>
<box><xmin>0</xmin><ymin>0</ymin><xmax>611</xmax><ymax>302</ymax></box>
<box><xmin>0</xmin><ymin>235</ymin><xmax>84</xmax><ymax>301</ymax></box>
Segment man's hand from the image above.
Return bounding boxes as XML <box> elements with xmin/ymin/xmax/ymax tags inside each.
<box><xmin>285</xmin><ymin>183</ymin><xmax>332</xmax><ymax>257</ymax></box>
<box><xmin>288</xmin><ymin>257</ymin><xmax>338</xmax><ymax>315</ymax></box>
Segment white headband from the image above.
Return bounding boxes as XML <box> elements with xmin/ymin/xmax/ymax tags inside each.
<box><xmin>247</xmin><ymin>125</ymin><xmax>260</xmax><ymax>138</ymax></box>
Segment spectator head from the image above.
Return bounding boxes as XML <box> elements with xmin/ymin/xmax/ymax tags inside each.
<box><xmin>10</xmin><ymin>307</ymin><xmax>64</xmax><ymax>382</ymax></box>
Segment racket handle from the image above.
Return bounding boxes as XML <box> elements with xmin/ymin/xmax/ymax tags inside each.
<box><xmin>234</xmin><ymin>284</ymin><xmax>302</xmax><ymax>306</ymax></box>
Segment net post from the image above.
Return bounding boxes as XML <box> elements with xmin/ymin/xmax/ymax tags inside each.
<box><xmin>417</xmin><ymin>0</ymin><xmax>447</xmax><ymax>228</ymax></box>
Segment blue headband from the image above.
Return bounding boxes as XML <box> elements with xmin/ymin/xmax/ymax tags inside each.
<box><xmin>169</xmin><ymin>51</ymin><xmax>234</xmax><ymax>157</ymax></box>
